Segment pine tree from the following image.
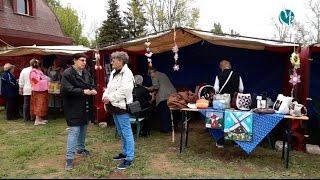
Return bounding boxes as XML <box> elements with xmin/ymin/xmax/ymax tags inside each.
<box><xmin>123</xmin><ymin>0</ymin><xmax>147</xmax><ymax>38</ymax></box>
<box><xmin>98</xmin><ymin>0</ymin><xmax>125</xmax><ymax>47</ymax></box>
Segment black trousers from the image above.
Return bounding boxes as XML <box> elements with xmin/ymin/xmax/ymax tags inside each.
<box><xmin>157</xmin><ymin>100</ymin><xmax>171</xmax><ymax>132</ymax></box>
<box><xmin>23</xmin><ymin>95</ymin><xmax>31</xmax><ymax>121</ymax></box>
<box><xmin>5</xmin><ymin>97</ymin><xmax>20</xmax><ymax>120</ymax></box>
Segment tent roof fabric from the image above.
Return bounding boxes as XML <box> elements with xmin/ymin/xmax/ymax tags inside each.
<box><xmin>0</xmin><ymin>45</ymin><xmax>92</xmax><ymax>56</ymax></box>
<box><xmin>99</xmin><ymin>27</ymin><xmax>299</xmax><ymax>54</ymax></box>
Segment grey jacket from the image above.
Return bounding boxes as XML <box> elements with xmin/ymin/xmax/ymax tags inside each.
<box><xmin>151</xmin><ymin>71</ymin><xmax>176</xmax><ymax>106</ymax></box>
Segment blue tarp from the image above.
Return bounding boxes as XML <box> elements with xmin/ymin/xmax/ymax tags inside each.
<box><xmin>137</xmin><ymin>41</ymin><xmax>288</xmax><ymax>100</ymax></box>
<box><xmin>309</xmin><ymin>52</ymin><xmax>320</xmax><ymax>97</ymax></box>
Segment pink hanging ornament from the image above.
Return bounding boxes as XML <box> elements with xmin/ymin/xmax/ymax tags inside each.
<box><xmin>289</xmin><ymin>72</ymin><xmax>301</xmax><ymax>86</ymax></box>
<box><xmin>173</xmin><ymin>64</ymin><xmax>179</xmax><ymax>71</ymax></box>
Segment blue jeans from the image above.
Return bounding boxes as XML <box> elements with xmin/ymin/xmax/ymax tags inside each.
<box><xmin>113</xmin><ymin>113</ymin><xmax>134</xmax><ymax>161</ymax></box>
<box><xmin>66</xmin><ymin>125</ymin><xmax>88</xmax><ymax>160</ymax></box>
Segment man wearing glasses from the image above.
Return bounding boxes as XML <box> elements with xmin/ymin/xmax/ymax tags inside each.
<box><xmin>60</xmin><ymin>53</ymin><xmax>97</xmax><ymax>170</ymax></box>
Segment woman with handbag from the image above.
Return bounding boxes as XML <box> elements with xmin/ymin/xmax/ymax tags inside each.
<box><xmin>102</xmin><ymin>51</ymin><xmax>135</xmax><ymax>170</ymax></box>
<box><xmin>213</xmin><ymin>59</ymin><xmax>244</xmax><ymax>148</ymax></box>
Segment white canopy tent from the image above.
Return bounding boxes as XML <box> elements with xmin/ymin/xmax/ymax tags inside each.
<box><xmin>100</xmin><ymin>27</ymin><xmax>299</xmax><ymax>53</ymax></box>
<box><xmin>0</xmin><ymin>45</ymin><xmax>93</xmax><ymax>56</ymax></box>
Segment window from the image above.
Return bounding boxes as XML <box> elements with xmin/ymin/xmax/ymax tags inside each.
<box><xmin>17</xmin><ymin>0</ymin><xmax>29</xmax><ymax>15</ymax></box>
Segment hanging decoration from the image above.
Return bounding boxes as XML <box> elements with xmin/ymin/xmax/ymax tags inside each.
<box><xmin>289</xmin><ymin>70</ymin><xmax>301</xmax><ymax>86</ymax></box>
<box><xmin>290</xmin><ymin>51</ymin><xmax>300</xmax><ymax>69</ymax></box>
<box><xmin>94</xmin><ymin>50</ymin><xmax>102</xmax><ymax>70</ymax></box>
<box><xmin>144</xmin><ymin>38</ymin><xmax>153</xmax><ymax>68</ymax></box>
<box><xmin>288</xmin><ymin>47</ymin><xmax>301</xmax><ymax>97</ymax></box>
<box><xmin>172</xmin><ymin>27</ymin><xmax>179</xmax><ymax>71</ymax></box>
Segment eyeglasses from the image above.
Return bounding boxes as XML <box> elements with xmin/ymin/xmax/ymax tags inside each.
<box><xmin>78</xmin><ymin>58</ymin><xmax>86</xmax><ymax>62</ymax></box>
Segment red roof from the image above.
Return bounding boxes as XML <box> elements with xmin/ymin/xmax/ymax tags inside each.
<box><xmin>0</xmin><ymin>0</ymin><xmax>72</xmax><ymax>46</ymax></box>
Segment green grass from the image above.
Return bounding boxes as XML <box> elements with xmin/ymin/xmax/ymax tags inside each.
<box><xmin>0</xmin><ymin>108</ymin><xmax>320</xmax><ymax>179</ymax></box>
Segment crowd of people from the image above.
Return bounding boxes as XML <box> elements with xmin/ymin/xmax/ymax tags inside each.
<box><xmin>1</xmin><ymin>51</ymin><xmax>244</xmax><ymax>171</ymax></box>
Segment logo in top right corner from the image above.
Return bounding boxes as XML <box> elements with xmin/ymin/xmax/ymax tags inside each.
<box><xmin>279</xmin><ymin>9</ymin><xmax>295</xmax><ymax>26</ymax></box>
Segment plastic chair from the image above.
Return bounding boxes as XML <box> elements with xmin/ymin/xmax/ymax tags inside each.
<box><xmin>115</xmin><ymin>107</ymin><xmax>150</xmax><ymax>140</ymax></box>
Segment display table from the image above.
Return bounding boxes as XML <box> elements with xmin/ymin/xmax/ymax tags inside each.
<box><xmin>48</xmin><ymin>91</ymin><xmax>61</xmax><ymax>119</ymax></box>
<box><xmin>170</xmin><ymin>107</ymin><xmax>308</xmax><ymax>169</ymax></box>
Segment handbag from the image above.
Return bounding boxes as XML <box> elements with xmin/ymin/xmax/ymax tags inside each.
<box><xmin>212</xmin><ymin>99</ymin><xmax>226</xmax><ymax>110</ymax></box>
<box><xmin>214</xmin><ymin>94</ymin><xmax>230</xmax><ymax>108</ymax></box>
<box><xmin>232</xmin><ymin>93</ymin><xmax>251</xmax><ymax>111</ymax></box>
<box><xmin>289</xmin><ymin>101</ymin><xmax>307</xmax><ymax>117</ymax></box>
<box><xmin>273</xmin><ymin>94</ymin><xmax>294</xmax><ymax>114</ymax></box>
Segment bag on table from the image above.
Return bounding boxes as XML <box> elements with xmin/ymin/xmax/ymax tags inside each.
<box><xmin>289</xmin><ymin>101</ymin><xmax>307</xmax><ymax>117</ymax></box>
<box><xmin>232</xmin><ymin>92</ymin><xmax>252</xmax><ymax>111</ymax></box>
<box><xmin>214</xmin><ymin>94</ymin><xmax>231</xmax><ymax>108</ymax></box>
<box><xmin>212</xmin><ymin>99</ymin><xmax>226</xmax><ymax>110</ymax></box>
<box><xmin>273</xmin><ymin>94</ymin><xmax>294</xmax><ymax>114</ymax></box>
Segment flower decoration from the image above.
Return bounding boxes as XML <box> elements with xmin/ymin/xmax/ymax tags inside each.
<box><xmin>144</xmin><ymin>39</ymin><xmax>152</xmax><ymax>68</ymax></box>
<box><xmin>172</xmin><ymin>28</ymin><xmax>179</xmax><ymax>71</ymax></box>
<box><xmin>290</xmin><ymin>52</ymin><xmax>300</xmax><ymax>69</ymax></box>
<box><xmin>173</xmin><ymin>64</ymin><xmax>179</xmax><ymax>71</ymax></box>
<box><xmin>289</xmin><ymin>72</ymin><xmax>301</xmax><ymax>86</ymax></box>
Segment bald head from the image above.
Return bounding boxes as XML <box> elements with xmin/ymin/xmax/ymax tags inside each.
<box><xmin>219</xmin><ymin>60</ymin><xmax>232</xmax><ymax>71</ymax></box>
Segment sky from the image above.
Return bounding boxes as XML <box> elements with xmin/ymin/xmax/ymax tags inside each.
<box><xmin>59</xmin><ymin>0</ymin><xmax>310</xmax><ymax>41</ymax></box>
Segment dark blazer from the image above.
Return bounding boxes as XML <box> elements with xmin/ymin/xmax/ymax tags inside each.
<box><xmin>60</xmin><ymin>67</ymin><xmax>95</xmax><ymax>126</ymax></box>
<box><xmin>133</xmin><ymin>85</ymin><xmax>152</xmax><ymax>109</ymax></box>
<box><xmin>1</xmin><ymin>71</ymin><xmax>19</xmax><ymax>98</ymax></box>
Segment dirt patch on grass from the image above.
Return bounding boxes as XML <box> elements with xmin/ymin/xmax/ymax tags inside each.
<box><xmin>150</xmin><ymin>153</ymin><xmax>206</xmax><ymax>177</ymax></box>
<box><xmin>151</xmin><ymin>154</ymin><xmax>177</xmax><ymax>175</ymax></box>
<box><xmin>237</xmin><ymin>165</ymin><xmax>254</xmax><ymax>174</ymax></box>
<box><xmin>107</xmin><ymin>171</ymin><xmax>127</xmax><ymax>179</ymax></box>
<box><xmin>29</xmin><ymin>155</ymin><xmax>66</xmax><ymax>170</ymax></box>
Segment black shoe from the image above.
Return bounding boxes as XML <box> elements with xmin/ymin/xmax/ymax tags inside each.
<box><xmin>160</xmin><ymin>129</ymin><xmax>171</xmax><ymax>133</ymax></box>
<box><xmin>113</xmin><ymin>153</ymin><xmax>127</xmax><ymax>161</ymax></box>
<box><xmin>117</xmin><ymin>159</ymin><xmax>133</xmax><ymax>170</ymax></box>
<box><xmin>65</xmin><ymin>159</ymin><xmax>73</xmax><ymax>171</ymax></box>
<box><xmin>77</xmin><ymin>149</ymin><xmax>91</xmax><ymax>156</ymax></box>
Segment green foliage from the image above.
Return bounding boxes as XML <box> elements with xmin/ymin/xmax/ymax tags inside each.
<box><xmin>230</xmin><ymin>29</ymin><xmax>240</xmax><ymax>36</ymax></box>
<box><xmin>47</xmin><ymin>0</ymin><xmax>61</xmax><ymax>9</ymax></box>
<box><xmin>49</xmin><ymin>1</ymin><xmax>89</xmax><ymax>46</ymax></box>
<box><xmin>186</xmin><ymin>8</ymin><xmax>200</xmax><ymax>28</ymax></box>
<box><xmin>123</xmin><ymin>0</ymin><xmax>147</xmax><ymax>38</ymax></box>
<box><xmin>98</xmin><ymin>0</ymin><xmax>126</xmax><ymax>47</ymax></box>
<box><xmin>143</xmin><ymin>0</ymin><xmax>200</xmax><ymax>32</ymax></box>
<box><xmin>211</xmin><ymin>23</ymin><xmax>223</xmax><ymax>34</ymax></box>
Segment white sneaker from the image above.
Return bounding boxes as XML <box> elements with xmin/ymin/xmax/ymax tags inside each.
<box><xmin>42</xmin><ymin>120</ymin><xmax>48</xmax><ymax>123</ymax></box>
<box><xmin>215</xmin><ymin>143</ymin><xmax>224</xmax><ymax>148</ymax></box>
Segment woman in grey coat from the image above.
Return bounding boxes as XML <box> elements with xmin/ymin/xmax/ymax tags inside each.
<box><xmin>147</xmin><ymin>68</ymin><xmax>176</xmax><ymax>133</ymax></box>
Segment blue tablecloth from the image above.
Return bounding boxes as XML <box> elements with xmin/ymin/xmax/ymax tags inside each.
<box><xmin>199</xmin><ymin>108</ymin><xmax>284</xmax><ymax>154</ymax></box>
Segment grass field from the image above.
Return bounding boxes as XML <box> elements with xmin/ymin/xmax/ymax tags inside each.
<box><xmin>0</xmin><ymin>108</ymin><xmax>320</xmax><ymax>179</ymax></box>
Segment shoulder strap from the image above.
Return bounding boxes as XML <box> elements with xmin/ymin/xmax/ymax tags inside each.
<box><xmin>218</xmin><ymin>71</ymin><xmax>233</xmax><ymax>94</ymax></box>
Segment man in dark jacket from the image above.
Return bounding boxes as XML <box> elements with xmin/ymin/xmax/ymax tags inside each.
<box><xmin>60</xmin><ymin>53</ymin><xmax>97</xmax><ymax>171</ymax></box>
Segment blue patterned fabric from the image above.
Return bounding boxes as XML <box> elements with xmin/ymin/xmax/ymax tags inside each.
<box><xmin>199</xmin><ymin>109</ymin><xmax>285</xmax><ymax>154</ymax></box>
<box><xmin>236</xmin><ymin>113</ymin><xmax>284</xmax><ymax>154</ymax></box>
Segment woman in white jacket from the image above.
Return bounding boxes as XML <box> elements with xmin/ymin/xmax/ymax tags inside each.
<box><xmin>102</xmin><ymin>51</ymin><xmax>134</xmax><ymax>170</ymax></box>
